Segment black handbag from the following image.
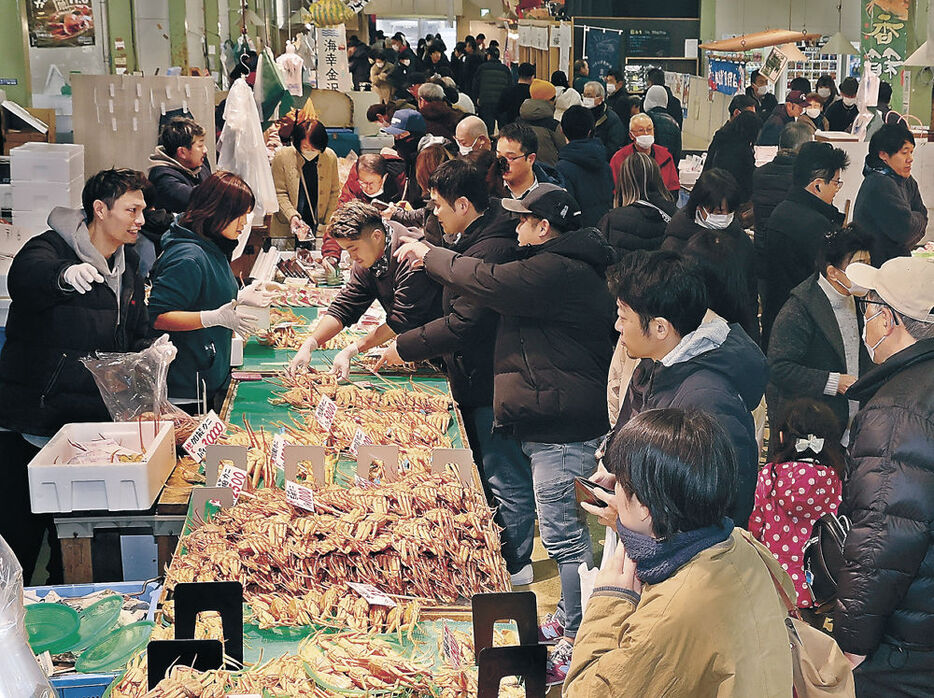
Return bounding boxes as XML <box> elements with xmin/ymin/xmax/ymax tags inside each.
<box><xmin>803</xmin><ymin>512</ymin><xmax>850</xmax><ymax>613</ymax></box>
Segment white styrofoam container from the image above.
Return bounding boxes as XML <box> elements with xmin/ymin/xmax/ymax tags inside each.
<box><xmin>10</xmin><ymin>211</ymin><xmax>50</xmax><ymax>237</ymax></box>
<box><xmin>12</xmin><ymin>174</ymin><xmax>83</xmax><ymax>212</ymax></box>
<box><xmin>0</xmin><ymin>182</ymin><xmax>10</xmax><ymax>210</ymax></box>
<box><xmin>360</xmin><ymin>134</ymin><xmax>394</xmax><ymax>152</ymax></box>
<box><xmin>10</xmin><ymin>142</ymin><xmax>84</xmax><ymax>183</ymax></box>
<box><xmin>28</xmin><ymin>421</ymin><xmax>177</xmax><ymax>513</ymax></box>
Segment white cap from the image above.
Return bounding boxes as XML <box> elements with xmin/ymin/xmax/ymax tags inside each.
<box><xmin>847</xmin><ymin>257</ymin><xmax>934</xmax><ymax>323</ymax></box>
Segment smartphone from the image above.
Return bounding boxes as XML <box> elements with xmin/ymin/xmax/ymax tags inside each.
<box><xmin>369</xmin><ymin>199</ymin><xmax>391</xmax><ymax>211</ymax></box>
<box><xmin>574</xmin><ymin>476</ymin><xmax>614</xmax><ymax>508</ymax></box>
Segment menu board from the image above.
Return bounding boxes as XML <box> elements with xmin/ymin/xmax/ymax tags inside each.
<box><xmin>627</xmin><ymin>29</ymin><xmax>670</xmax><ymax>57</ymax></box>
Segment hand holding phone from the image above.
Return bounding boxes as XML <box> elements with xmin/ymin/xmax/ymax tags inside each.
<box><xmin>574</xmin><ymin>477</ymin><xmax>614</xmax><ymax>508</ymax></box>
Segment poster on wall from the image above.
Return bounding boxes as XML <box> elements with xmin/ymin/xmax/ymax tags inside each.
<box><xmin>315</xmin><ymin>24</ymin><xmax>352</xmax><ymax>92</ymax></box>
<box><xmin>584</xmin><ymin>29</ymin><xmax>621</xmax><ymax>82</ymax></box>
<box><xmin>862</xmin><ymin>0</ymin><xmax>908</xmax><ymax>111</ymax></box>
<box><xmin>759</xmin><ymin>47</ymin><xmax>788</xmax><ymax>84</ymax></box>
<box><xmin>707</xmin><ymin>59</ymin><xmax>744</xmax><ymax>96</ymax></box>
<box><xmin>26</xmin><ymin>0</ymin><xmax>96</xmax><ymax>48</ymax></box>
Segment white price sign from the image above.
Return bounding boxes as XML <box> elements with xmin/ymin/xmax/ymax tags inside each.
<box><xmin>315</xmin><ymin>395</ymin><xmax>338</xmax><ymax>431</ymax></box>
<box><xmin>270</xmin><ymin>434</ymin><xmax>287</xmax><ymax>469</ymax></box>
<box><xmin>349</xmin><ymin>428</ymin><xmax>373</xmax><ymax>456</ymax></box>
<box><xmin>217</xmin><ymin>464</ymin><xmax>249</xmax><ymax>504</ymax></box>
<box><xmin>347</xmin><ymin>582</ymin><xmax>396</xmax><ymax>608</ymax></box>
<box><xmin>285</xmin><ymin>480</ymin><xmax>316</xmax><ymax>511</ymax></box>
<box><xmin>182</xmin><ymin>410</ymin><xmax>227</xmax><ymax>462</ymax></box>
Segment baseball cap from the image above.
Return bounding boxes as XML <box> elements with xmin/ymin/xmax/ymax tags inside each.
<box><xmin>501</xmin><ymin>184</ymin><xmax>582</xmax><ymax>230</ymax></box>
<box><xmin>530</xmin><ymin>79</ymin><xmax>556</xmax><ymax>101</ymax></box>
<box><xmin>381</xmin><ymin>109</ymin><xmax>427</xmax><ymax>137</ymax></box>
<box><xmin>786</xmin><ymin>90</ymin><xmax>808</xmax><ymax>107</ymax></box>
<box><xmin>847</xmin><ymin>257</ymin><xmax>934</xmax><ymax>323</ymax></box>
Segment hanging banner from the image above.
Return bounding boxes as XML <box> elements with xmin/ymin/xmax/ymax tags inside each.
<box><xmin>862</xmin><ymin>0</ymin><xmax>909</xmax><ymax>111</ymax></box>
<box><xmin>315</xmin><ymin>24</ymin><xmax>353</xmax><ymax>92</ymax></box>
<box><xmin>26</xmin><ymin>0</ymin><xmax>96</xmax><ymax>48</ymax></box>
<box><xmin>707</xmin><ymin>59</ymin><xmax>744</xmax><ymax>96</ymax></box>
<box><xmin>584</xmin><ymin>29</ymin><xmax>621</xmax><ymax>82</ymax></box>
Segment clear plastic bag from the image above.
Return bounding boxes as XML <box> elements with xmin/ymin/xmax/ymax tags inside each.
<box><xmin>0</xmin><ymin>535</ymin><xmax>55</xmax><ymax>698</ymax></box>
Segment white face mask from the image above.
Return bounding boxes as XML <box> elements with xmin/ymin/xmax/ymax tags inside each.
<box><xmin>375</xmin><ymin>61</ymin><xmax>384</xmax><ymax>68</ymax></box>
<box><xmin>634</xmin><ymin>134</ymin><xmax>655</xmax><ymax>150</ymax></box>
<box><xmin>842</xmin><ymin>96</ymin><xmax>857</xmax><ymax>107</ymax></box>
<box><xmin>581</xmin><ymin>97</ymin><xmax>596</xmax><ymax>109</ymax></box>
<box><xmin>606</xmin><ymin>83</ymin><xmax>617</xmax><ymax>95</ymax></box>
<box><xmin>401</xmin><ymin>58</ymin><xmax>411</xmax><ymax>66</ymax></box>
<box><xmin>757</xmin><ymin>84</ymin><xmax>769</xmax><ymax>96</ymax></box>
<box><xmin>817</xmin><ymin>87</ymin><xmax>832</xmax><ymax>99</ymax></box>
<box><xmin>805</xmin><ymin>107</ymin><xmax>822</xmax><ymax>119</ymax></box>
<box><xmin>861</xmin><ymin>310</ymin><xmax>887</xmax><ymax>362</ymax></box>
<box><xmin>301</xmin><ymin>148</ymin><xmax>318</xmax><ymax>160</ymax></box>
<box><xmin>458</xmin><ymin>136</ymin><xmax>479</xmax><ymax>156</ymax></box>
<box><xmin>695</xmin><ymin>207</ymin><xmax>734</xmax><ymax>230</ymax></box>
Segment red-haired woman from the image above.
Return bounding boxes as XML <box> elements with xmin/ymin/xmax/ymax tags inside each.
<box><xmin>149</xmin><ymin>171</ymin><xmax>271</xmax><ymax>409</ymax></box>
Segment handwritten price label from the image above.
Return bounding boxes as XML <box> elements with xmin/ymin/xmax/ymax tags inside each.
<box><xmin>182</xmin><ymin>410</ymin><xmax>227</xmax><ymax>462</ymax></box>
<box><xmin>315</xmin><ymin>395</ymin><xmax>338</xmax><ymax>432</ymax></box>
<box><xmin>285</xmin><ymin>480</ymin><xmax>316</xmax><ymax>511</ymax></box>
<box><xmin>217</xmin><ymin>464</ymin><xmax>249</xmax><ymax>504</ymax></box>
<box><xmin>347</xmin><ymin>582</ymin><xmax>396</xmax><ymax>608</ymax></box>
<box><xmin>270</xmin><ymin>434</ymin><xmax>287</xmax><ymax>469</ymax></box>
<box><xmin>349</xmin><ymin>428</ymin><xmax>373</xmax><ymax>456</ymax></box>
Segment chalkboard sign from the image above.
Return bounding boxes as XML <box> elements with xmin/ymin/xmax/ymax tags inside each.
<box><xmin>627</xmin><ymin>29</ymin><xmax>670</xmax><ymax>57</ymax></box>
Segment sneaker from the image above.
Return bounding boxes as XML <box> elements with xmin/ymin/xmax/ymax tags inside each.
<box><xmin>538</xmin><ymin>613</ymin><xmax>565</xmax><ymax>644</ymax></box>
<box><xmin>510</xmin><ymin>563</ymin><xmax>534</xmax><ymax>587</ymax></box>
<box><xmin>545</xmin><ymin>638</ymin><xmax>574</xmax><ymax>687</ymax></box>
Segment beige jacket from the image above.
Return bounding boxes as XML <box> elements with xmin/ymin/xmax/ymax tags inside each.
<box><xmin>565</xmin><ymin>529</ymin><xmax>795</xmax><ymax>697</ymax></box>
<box><xmin>269</xmin><ymin>146</ymin><xmax>340</xmax><ymax>239</ymax></box>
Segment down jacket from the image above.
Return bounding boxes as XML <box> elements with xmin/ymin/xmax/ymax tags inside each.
<box><xmin>597</xmin><ymin>192</ymin><xmax>677</xmax><ymax>259</ymax></box>
<box><xmin>852</xmin><ymin>165</ymin><xmax>928</xmax><ymax>266</ymax></box>
<box><xmin>751</xmin><ymin>151</ymin><xmax>796</xmax><ymax>277</ymax></box>
<box><xmin>833</xmin><ymin>338</ymin><xmax>934</xmax><ymax>656</ymax></box>
<box><xmin>517</xmin><ymin>99</ymin><xmax>567</xmax><ymax>166</ymax></box>
<box><xmin>555</xmin><ymin>138</ymin><xmax>613</xmax><ymax>229</ymax></box>
<box><xmin>422</xmin><ymin>227</ymin><xmax>616</xmax><ymax>443</ymax></box>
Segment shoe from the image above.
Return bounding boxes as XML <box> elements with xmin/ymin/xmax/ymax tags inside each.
<box><xmin>538</xmin><ymin>613</ymin><xmax>565</xmax><ymax>644</ymax></box>
<box><xmin>545</xmin><ymin>638</ymin><xmax>574</xmax><ymax>687</ymax></box>
<box><xmin>510</xmin><ymin>563</ymin><xmax>533</xmax><ymax>586</ymax></box>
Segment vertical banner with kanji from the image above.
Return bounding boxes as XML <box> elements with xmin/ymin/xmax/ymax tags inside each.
<box><xmin>862</xmin><ymin>0</ymin><xmax>909</xmax><ymax>110</ymax></box>
<box><xmin>315</xmin><ymin>24</ymin><xmax>352</xmax><ymax>92</ymax></box>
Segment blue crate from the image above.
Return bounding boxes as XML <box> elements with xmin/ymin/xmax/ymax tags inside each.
<box><xmin>326</xmin><ymin>128</ymin><xmax>361</xmax><ymax>157</ymax></box>
<box><xmin>26</xmin><ymin>580</ymin><xmax>161</xmax><ymax>698</ymax></box>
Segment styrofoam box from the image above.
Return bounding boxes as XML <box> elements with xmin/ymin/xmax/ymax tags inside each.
<box><xmin>10</xmin><ymin>142</ymin><xmax>84</xmax><ymax>183</ymax></box>
<box><xmin>0</xmin><ymin>182</ymin><xmax>10</xmax><ymax>209</ymax></box>
<box><xmin>12</xmin><ymin>174</ymin><xmax>83</xmax><ymax>212</ymax></box>
<box><xmin>11</xmin><ymin>210</ymin><xmax>51</xmax><ymax>236</ymax></box>
<box><xmin>28</xmin><ymin>421</ymin><xmax>176</xmax><ymax>513</ymax></box>
<box><xmin>360</xmin><ymin>134</ymin><xmax>395</xmax><ymax>152</ymax></box>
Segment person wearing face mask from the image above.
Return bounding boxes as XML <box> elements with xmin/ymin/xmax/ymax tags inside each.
<box><xmin>641</xmin><ymin>84</ymin><xmax>681</xmax><ymax>165</ymax></box>
<box><xmin>824</xmin><ymin>77</ymin><xmax>860</xmax><ymax>133</ymax></box>
<box><xmin>270</xmin><ymin>117</ymin><xmax>340</xmax><ymax>250</ymax></box>
<box><xmin>380</xmin><ymin>108</ymin><xmax>429</xmax><ymax>186</ymax></box>
<box><xmin>757</xmin><ymin>90</ymin><xmax>809</xmax><ymax>146</ymax></box>
<box><xmin>829</xmin><ymin>256</ymin><xmax>934</xmax><ymax>693</ymax></box>
<box><xmin>852</xmin><ymin>124</ymin><xmax>927</xmax><ymax>265</ymax></box>
<box><xmin>746</xmin><ymin>70</ymin><xmax>778</xmax><ymax>120</ymax></box>
<box><xmin>815</xmin><ymin>74</ymin><xmax>838</xmax><ymax>105</ymax></box>
<box><xmin>369</xmin><ymin>50</ymin><xmax>396</xmax><ymax>103</ymax></box>
<box><xmin>609</xmin><ymin>113</ymin><xmax>680</xmax><ymax>195</ymax></box>
<box><xmin>604</xmin><ymin>70</ymin><xmax>629</xmax><ymax>121</ymax></box>
<box><xmin>582</xmin><ymin>81</ymin><xmax>627</xmax><ymax>162</ymax></box>
<box><xmin>761</xmin><ymin>142</ymin><xmax>848</xmax><ymax>347</ymax></box>
<box><xmin>798</xmin><ymin>92</ymin><xmax>830</xmax><ymax>133</ymax></box>
<box><xmin>454</xmin><ymin>115</ymin><xmax>492</xmax><ymax>156</ymax></box>
<box><xmin>766</xmin><ymin>224</ymin><xmax>874</xmax><ymax>453</ymax></box>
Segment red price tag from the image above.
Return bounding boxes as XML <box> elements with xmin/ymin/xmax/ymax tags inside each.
<box><xmin>349</xmin><ymin>428</ymin><xmax>373</xmax><ymax>456</ymax></box>
<box><xmin>217</xmin><ymin>464</ymin><xmax>248</xmax><ymax>504</ymax></box>
<box><xmin>182</xmin><ymin>410</ymin><xmax>227</xmax><ymax>463</ymax></box>
<box><xmin>285</xmin><ymin>481</ymin><xmax>316</xmax><ymax>511</ymax></box>
<box><xmin>315</xmin><ymin>395</ymin><xmax>338</xmax><ymax>431</ymax></box>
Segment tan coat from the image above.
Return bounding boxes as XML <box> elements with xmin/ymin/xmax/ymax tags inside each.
<box><xmin>370</xmin><ymin>61</ymin><xmax>395</xmax><ymax>104</ymax></box>
<box><xmin>269</xmin><ymin>146</ymin><xmax>340</xmax><ymax>239</ymax></box>
<box><xmin>565</xmin><ymin>530</ymin><xmax>795</xmax><ymax>698</ymax></box>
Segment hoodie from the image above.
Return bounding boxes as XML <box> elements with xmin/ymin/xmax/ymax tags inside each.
<box><xmin>619</xmin><ymin>316</ymin><xmax>768</xmax><ymax>526</ymax></box>
<box><xmin>147</xmin><ymin>145</ymin><xmax>212</xmax><ymax>214</ymax></box>
<box><xmin>556</xmin><ymin>138</ymin><xmax>613</xmax><ymax>229</ymax></box>
<box><xmin>423</xmin><ymin>226</ymin><xmax>616</xmax><ymax>442</ymax></box>
<box><xmin>48</xmin><ymin>207</ymin><xmax>126</xmax><ymax>305</ymax></box>
<box><xmin>852</xmin><ymin>163</ymin><xmax>927</xmax><ymax>265</ymax></box>
<box><xmin>517</xmin><ymin>99</ymin><xmax>567</xmax><ymax>166</ymax></box>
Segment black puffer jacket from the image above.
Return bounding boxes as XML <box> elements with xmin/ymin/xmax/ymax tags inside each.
<box><xmin>597</xmin><ymin>192</ymin><xmax>676</xmax><ymax>259</ymax></box>
<box><xmin>395</xmin><ymin>205</ymin><xmax>518</xmax><ymax>408</ymax></box>
<box><xmin>423</xmin><ymin>227</ymin><xmax>616</xmax><ymax>443</ymax></box>
<box><xmin>473</xmin><ymin>61</ymin><xmax>513</xmax><ymax>111</ymax></box>
<box><xmin>751</xmin><ymin>151</ymin><xmax>796</xmax><ymax>276</ymax></box>
<box><xmin>703</xmin><ymin>124</ymin><xmax>755</xmax><ymax>202</ymax></box>
<box><xmin>833</xmin><ymin>338</ymin><xmax>934</xmax><ymax>655</ymax></box>
<box><xmin>556</xmin><ymin>138</ymin><xmax>614</xmax><ymax>229</ymax></box>
<box><xmin>852</xmin><ymin>165</ymin><xmax>928</xmax><ymax>266</ymax></box>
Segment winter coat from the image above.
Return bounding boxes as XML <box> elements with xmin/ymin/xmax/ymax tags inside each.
<box><xmin>517</xmin><ymin>99</ymin><xmax>567</xmax><ymax>167</ymax></box>
<box><xmin>144</xmin><ymin>146</ymin><xmax>212</xmax><ymax>248</ymax></box>
<box><xmin>148</xmin><ymin>223</ymin><xmax>238</xmax><ymax>401</ymax></box>
<box><xmin>556</xmin><ymin>138</ymin><xmax>613</xmax><ymax>229</ymax></box>
<box><xmin>324</xmin><ymin>220</ymin><xmax>442</xmax><ymax>334</ymax></box>
<box><xmin>395</xmin><ymin>205</ymin><xmax>518</xmax><ymax>408</ymax></box>
<box><xmin>531</xmin><ymin>160</ymin><xmax>566</xmax><ymax>189</ymax></box>
<box><xmin>703</xmin><ymin>124</ymin><xmax>755</xmax><ymax>202</ymax></box>
<box><xmin>269</xmin><ymin>146</ymin><xmax>341</xmax><ymax>239</ymax></box>
<box><xmin>746</xmin><ymin>88</ymin><xmax>778</xmax><ymax>121</ymax></box>
<box><xmin>766</xmin><ymin>273</ymin><xmax>871</xmax><ymax>432</ymax></box>
<box><xmin>751</xmin><ymin>460</ymin><xmax>843</xmax><ymax>608</ymax></box>
<box><xmin>591</xmin><ymin>104</ymin><xmax>627</xmax><ymax>162</ymax></box>
<box><xmin>617</xmin><ymin>317</ymin><xmax>768</xmax><ymax>526</ymax></box>
<box><xmin>0</xmin><ymin>213</ymin><xmax>150</xmax><ymax>435</ymax></box>
<box><xmin>472</xmin><ymin>61</ymin><xmax>513</xmax><ymax>110</ymax></box>
<box><xmin>833</xmin><ymin>338</ymin><xmax>934</xmax><ymax>656</ymax></box>
<box><xmin>757</xmin><ymin>104</ymin><xmax>795</xmax><ymax>146</ymax></box>
<box><xmin>348</xmin><ymin>44</ymin><xmax>371</xmax><ymax>88</ymax></box>
<box><xmin>422</xmin><ymin>227</ymin><xmax>616</xmax><ymax>443</ymax></box>
<box><xmin>460</xmin><ymin>53</ymin><xmax>483</xmax><ymax>99</ymax></box>
<box><xmin>647</xmin><ymin>106</ymin><xmax>682</xmax><ymax>165</ymax></box>
<box><xmin>751</xmin><ymin>151</ymin><xmax>796</xmax><ymax>277</ymax></box>
<box><xmin>496</xmin><ymin>82</ymin><xmax>531</xmax><ymax>128</ymax></box>
<box><xmin>610</xmin><ymin>143</ymin><xmax>680</xmax><ymax>193</ymax></box>
<box><xmin>597</xmin><ymin>191</ymin><xmax>677</xmax><ymax>259</ymax></box>
<box><xmin>762</xmin><ymin>188</ymin><xmax>845</xmax><ymax>347</ymax></box>
<box><xmin>419</xmin><ymin>100</ymin><xmax>463</xmax><ymax>141</ymax></box>
<box><xmin>824</xmin><ymin>100</ymin><xmax>858</xmax><ymax>133</ymax></box>
<box><xmin>662</xmin><ymin>85</ymin><xmax>684</xmax><ymax>128</ymax></box>
<box><xmin>799</xmin><ymin>113</ymin><xmax>829</xmax><ymax>133</ymax></box>
<box><xmin>369</xmin><ymin>60</ymin><xmax>395</xmax><ymax>102</ymax></box>
<box><xmin>565</xmin><ymin>529</ymin><xmax>795</xmax><ymax>697</ymax></box>
<box><xmin>852</xmin><ymin>165</ymin><xmax>928</xmax><ymax>265</ymax></box>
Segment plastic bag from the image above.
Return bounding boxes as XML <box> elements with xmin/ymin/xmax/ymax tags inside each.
<box><xmin>0</xmin><ymin>535</ymin><xmax>55</xmax><ymax>698</ymax></box>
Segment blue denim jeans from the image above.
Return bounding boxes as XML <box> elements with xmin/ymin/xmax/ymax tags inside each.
<box><xmin>462</xmin><ymin>407</ymin><xmax>535</xmax><ymax>574</ymax></box>
<box><xmin>522</xmin><ymin>438</ymin><xmax>599</xmax><ymax>639</ymax></box>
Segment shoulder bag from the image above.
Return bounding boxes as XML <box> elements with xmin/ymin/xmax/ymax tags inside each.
<box><xmin>803</xmin><ymin>512</ymin><xmax>850</xmax><ymax>613</ymax></box>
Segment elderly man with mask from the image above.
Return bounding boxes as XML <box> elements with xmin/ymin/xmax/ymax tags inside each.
<box><xmin>642</xmin><ymin>84</ymin><xmax>682</xmax><ymax>165</ymax></box>
<box><xmin>582</xmin><ymin>81</ymin><xmax>626</xmax><ymax>162</ymax></box>
<box><xmin>609</xmin><ymin>112</ymin><xmax>680</xmax><ymax>195</ymax></box>
<box><xmin>454</xmin><ymin>115</ymin><xmax>492</xmax><ymax>156</ymax></box>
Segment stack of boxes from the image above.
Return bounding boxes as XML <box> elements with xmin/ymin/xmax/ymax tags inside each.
<box><xmin>11</xmin><ymin>142</ymin><xmax>85</xmax><ymax>236</ymax></box>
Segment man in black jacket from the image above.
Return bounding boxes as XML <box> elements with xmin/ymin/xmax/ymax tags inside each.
<box><xmin>762</xmin><ymin>141</ymin><xmax>848</xmax><ymax>348</ymax></box>
<box><xmin>646</xmin><ymin>68</ymin><xmax>683</xmax><ymax>129</ymax></box>
<box><xmin>395</xmin><ymin>184</ymin><xmax>616</xmax><ymax>684</ymax></box>
<box><xmin>0</xmin><ymin>168</ymin><xmax>153</xmax><ymax>583</ymax></box>
<box><xmin>496</xmin><ymin>62</ymin><xmax>534</xmax><ymax>128</ymax></box>
<box><xmin>472</xmin><ymin>47</ymin><xmax>513</xmax><ymax>135</ymax></box>
<box><xmin>757</xmin><ymin>90</ymin><xmax>807</xmax><ymax>146</ymax></box>
<box><xmin>375</xmin><ymin>160</ymin><xmax>532</xmax><ymax>586</ymax></box>
<box><xmin>832</xmin><ymin>257</ymin><xmax>934</xmax><ymax>692</ymax></box>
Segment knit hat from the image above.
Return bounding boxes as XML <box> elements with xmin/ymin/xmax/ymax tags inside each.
<box><xmin>530</xmin><ymin>79</ymin><xmax>556</xmax><ymax>101</ymax></box>
<box><xmin>644</xmin><ymin>85</ymin><xmax>669</xmax><ymax>111</ymax></box>
<box><xmin>554</xmin><ymin>88</ymin><xmax>582</xmax><ymax>121</ymax></box>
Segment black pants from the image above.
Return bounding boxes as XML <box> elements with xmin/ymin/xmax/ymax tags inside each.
<box><xmin>854</xmin><ymin>641</ymin><xmax>934</xmax><ymax>698</ymax></box>
<box><xmin>0</xmin><ymin>432</ymin><xmax>63</xmax><ymax>584</ymax></box>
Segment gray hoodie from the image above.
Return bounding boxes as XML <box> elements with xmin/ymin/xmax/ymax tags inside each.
<box><xmin>47</xmin><ymin>207</ymin><xmax>125</xmax><ymax>308</ymax></box>
<box><xmin>148</xmin><ymin>145</ymin><xmax>203</xmax><ymax>178</ymax></box>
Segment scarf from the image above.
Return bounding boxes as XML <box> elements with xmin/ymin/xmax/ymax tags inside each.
<box><xmin>616</xmin><ymin>517</ymin><xmax>734</xmax><ymax>584</ymax></box>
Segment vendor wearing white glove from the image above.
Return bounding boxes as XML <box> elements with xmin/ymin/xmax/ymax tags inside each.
<box><xmin>287</xmin><ymin>201</ymin><xmax>442</xmax><ymax>378</ymax></box>
<box><xmin>237</xmin><ymin>280</ymin><xmax>278</xmax><ymax>307</ymax></box>
<box><xmin>60</xmin><ymin>262</ymin><xmax>105</xmax><ymax>293</ymax></box>
<box><xmin>149</xmin><ymin>172</ymin><xmax>257</xmax><ymax>408</ymax></box>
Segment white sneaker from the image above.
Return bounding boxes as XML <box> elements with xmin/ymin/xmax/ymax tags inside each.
<box><xmin>510</xmin><ymin>563</ymin><xmax>534</xmax><ymax>586</ymax></box>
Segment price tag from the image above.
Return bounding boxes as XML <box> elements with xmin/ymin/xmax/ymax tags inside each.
<box><xmin>182</xmin><ymin>410</ymin><xmax>227</xmax><ymax>462</ymax></box>
<box><xmin>217</xmin><ymin>464</ymin><xmax>249</xmax><ymax>504</ymax></box>
<box><xmin>442</xmin><ymin>620</ymin><xmax>463</xmax><ymax>667</ymax></box>
<box><xmin>285</xmin><ymin>480</ymin><xmax>316</xmax><ymax>511</ymax></box>
<box><xmin>353</xmin><ymin>475</ymin><xmax>377</xmax><ymax>490</ymax></box>
<box><xmin>349</xmin><ymin>428</ymin><xmax>373</xmax><ymax>456</ymax></box>
<box><xmin>315</xmin><ymin>395</ymin><xmax>338</xmax><ymax>431</ymax></box>
<box><xmin>347</xmin><ymin>582</ymin><xmax>396</xmax><ymax>608</ymax></box>
<box><xmin>270</xmin><ymin>434</ymin><xmax>287</xmax><ymax>470</ymax></box>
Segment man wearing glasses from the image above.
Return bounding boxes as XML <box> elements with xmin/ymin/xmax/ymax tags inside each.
<box><xmin>496</xmin><ymin>123</ymin><xmax>564</xmax><ymax>199</ymax></box>
<box><xmin>830</xmin><ymin>256</ymin><xmax>934</xmax><ymax>693</ymax></box>
<box><xmin>761</xmin><ymin>141</ymin><xmax>849</xmax><ymax>347</ymax></box>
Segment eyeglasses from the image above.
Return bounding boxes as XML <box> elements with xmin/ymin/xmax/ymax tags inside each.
<box><xmin>497</xmin><ymin>152</ymin><xmax>530</xmax><ymax>164</ymax></box>
<box><xmin>828</xmin><ymin>178</ymin><xmax>844</xmax><ymax>187</ymax></box>
<box><xmin>856</xmin><ymin>297</ymin><xmax>900</xmax><ymax>325</ymax></box>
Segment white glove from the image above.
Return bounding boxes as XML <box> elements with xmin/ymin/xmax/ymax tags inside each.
<box><xmin>200</xmin><ymin>300</ymin><xmax>258</xmax><ymax>336</ymax></box>
<box><xmin>330</xmin><ymin>342</ymin><xmax>360</xmax><ymax>380</ymax></box>
<box><xmin>237</xmin><ymin>280</ymin><xmax>277</xmax><ymax>307</ymax></box>
<box><xmin>289</xmin><ymin>336</ymin><xmax>319</xmax><ymax>373</ymax></box>
<box><xmin>62</xmin><ymin>263</ymin><xmax>104</xmax><ymax>294</ymax></box>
